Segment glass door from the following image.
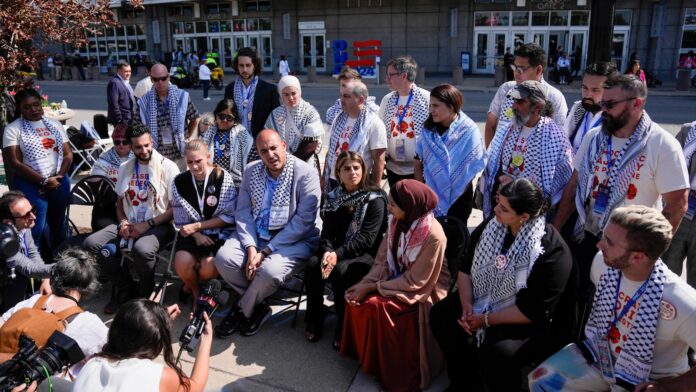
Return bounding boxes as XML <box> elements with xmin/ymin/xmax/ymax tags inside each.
<box><xmin>548</xmin><ymin>31</ymin><xmax>568</xmax><ymax>66</ymax></box>
<box><xmin>223</xmin><ymin>37</ymin><xmax>233</xmax><ymax>69</ymax></box>
<box><xmin>474</xmin><ymin>32</ymin><xmax>492</xmax><ymax>73</ymax></box>
<box><xmin>569</xmin><ymin>31</ymin><xmax>587</xmax><ymax>74</ymax></box>
<box><xmin>611</xmin><ymin>31</ymin><xmax>629</xmax><ymax>71</ymax></box>
<box><xmin>300</xmin><ymin>33</ymin><xmax>326</xmax><ymax>72</ymax></box>
<box><xmin>493</xmin><ymin>32</ymin><xmax>507</xmax><ymax>66</ymax></box>
<box><xmin>259</xmin><ymin>35</ymin><xmax>273</xmax><ymax>71</ymax></box>
<box><xmin>235</xmin><ymin>36</ymin><xmax>247</xmax><ymax>54</ymax></box>
<box><xmin>512</xmin><ymin>32</ymin><xmax>527</xmax><ymax>52</ymax></box>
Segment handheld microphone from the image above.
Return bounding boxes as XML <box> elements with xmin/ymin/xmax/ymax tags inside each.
<box><xmin>179</xmin><ymin>280</ymin><xmax>228</xmax><ymax>350</ymax></box>
<box><xmin>99</xmin><ymin>243</ymin><xmax>117</xmax><ymax>258</ymax></box>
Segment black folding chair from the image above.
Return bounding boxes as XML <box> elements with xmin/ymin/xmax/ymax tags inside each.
<box><xmin>66</xmin><ymin>175</ymin><xmax>117</xmax><ymax>236</ymax></box>
<box><xmin>436</xmin><ymin>215</ymin><xmax>470</xmax><ymax>292</ymax></box>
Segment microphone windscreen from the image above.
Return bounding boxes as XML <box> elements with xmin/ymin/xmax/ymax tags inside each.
<box><xmin>99</xmin><ymin>243</ymin><xmax>118</xmax><ymax>258</ymax></box>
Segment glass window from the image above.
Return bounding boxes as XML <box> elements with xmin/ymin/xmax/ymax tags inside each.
<box><xmin>233</xmin><ymin>19</ymin><xmax>246</xmax><ymax>32</ymax></box>
<box><xmin>220</xmin><ymin>21</ymin><xmax>232</xmax><ymax>32</ymax></box>
<box><xmin>172</xmin><ymin>22</ymin><xmax>183</xmax><ymax>34</ymax></box>
<box><xmin>531</xmin><ymin>12</ymin><xmax>549</xmax><ymax>26</ymax></box>
<box><xmin>685</xmin><ymin>9</ymin><xmax>696</xmax><ymax>26</ymax></box>
<box><xmin>245</xmin><ymin>0</ymin><xmax>270</xmax><ymax>11</ymax></box>
<box><xmin>219</xmin><ymin>3</ymin><xmax>231</xmax><ymax>13</ymax></box>
<box><xmin>511</xmin><ymin>12</ymin><xmax>529</xmax><ymax>26</ymax></box>
<box><xmin>683</xmin><ymin>30</ymin><xmax>696</xmax><ymax>49</ymax></box>
<box><xmin>247</xmin><ymin>18</ymin><xmax>259</xmax><ymax>31</ymax></box>
<box><xmin>196</xmin><ymin>22</ymin><xmax>207</xmax><ymax>33</ymax></box>
<box><xmin>474</xmin><ymin>12</ymin><xmax>490</xmax><ymax>27</ymax></box>
<box><xmin>184</xmin><ymin>22</ymin><xmax>194</xmax><ymax>34</ymax></box>
<box><xmin>126</xmin><ymin>25</ymin><xmax>136</xmax><ymax>37</ymax></box>
<box><xmin>493</xmin><ymin>12</ymin><xmax>509</xmax><ymax>26</ymax></box>
<box><xmin>136</xmin><ymin>24</ymin><xmax>145</xmax><ymax>35</ymax></box>
<box><xmin>105</xmin><ymin>27</ymin><xmax>116</xmax><ymax>38</ymax></box>
<box><xmin>550</xmin><ymin>11</ymin><xmax>568</xmax><ymax>26</ymax></box>
<box><xmin>259</xmin><ymin>18</ymin><xmax>272</xmax><ymax>31</ymax></box>
<box><xmin>614</xmin><ymin>10</ymin><xmax>632</xmax><ymax>26</ymax></box>
<box><xmin>209</xmin><ymin>21</ymin><xmax>220</xmax><ymax>33</ymax></box>
<box><xmin>571</xmin><ymin>11</ymin><xmax>589</xmax><ymax>26</ymax></box>
<box><xmin>138</xmin><ymin>39</ymin><xmax>146</xmax><ymax>52</ymax></box>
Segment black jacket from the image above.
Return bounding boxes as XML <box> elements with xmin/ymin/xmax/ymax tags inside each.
<box><xmin>224</xmin><ymin>77</ymin><xmax>280</xmax><ymax>138</ymax></box>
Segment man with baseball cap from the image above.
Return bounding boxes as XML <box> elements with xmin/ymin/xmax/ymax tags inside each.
<box><xmin>481</xmin><ymin>80</ymin><xmax>573</xmax><ymax>219</ymax></box>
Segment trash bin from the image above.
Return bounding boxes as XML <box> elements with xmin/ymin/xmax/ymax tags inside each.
<box><xmin>494</xmin><ymin>66</ymin><xmax>506</xmax><ymax>87</ymax></box>
<box><xmin>676</xmin><ymin>69</ymin><xmax>691</xmax><ymax>91</ymax></box>
<box><xmin>307</xmin><ymin>66</ymin><xmax>318</xmax><ymax>83</ymax></box>
<box><xmin>452</xmin><ymin>66</ymin><xmax>463</xmax><ymax>85</ymax></box>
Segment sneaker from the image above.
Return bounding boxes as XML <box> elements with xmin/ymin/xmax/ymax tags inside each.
<box><xmin>203</xmin><ymin>97</ymin><xmax>211</xmax><ymax>101</ymax></box>
<box><xmin>214</xmin><ymin>309</ymin><xmax>246</xmax><ymax>339</ymax></box>
<box><xmin>240</xmin><ymin>303</ymin><xmax>271</xmax><ymax>336</ymax></box>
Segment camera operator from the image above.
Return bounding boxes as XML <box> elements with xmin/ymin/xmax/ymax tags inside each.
<box><xmin>0</xmin><ymin>248</ymin><xmax>107</xmax><ymax>380</ymax></box>
<box><xmin>73</xmin><ymin>298</ymin><xmax>212</xmax><ymax>392</ymax></box>
<box><xmin>0</xmin><ymin>191</ymin><xmax>54</xmax><ymax>312</ymax></box>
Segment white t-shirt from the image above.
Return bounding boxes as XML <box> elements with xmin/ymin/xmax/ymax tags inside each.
<box><xmin>378</xmin><ymin>91</ymin><xmax>430</xmax><ymax>175</ymax></box>
<box><xmin>134</xmin><ymin>76</ymin><xmax>153</xmax><ymax>99</ymax></box>
<box><xmin>91</xmin><ymin>153</ymin><xmax>130</xmax><ymax>184</ymax></box>
<box><xmin>502</xmin><ymin>125</ymin><xmax>533</xmax><ymax>176</ymax></box>
<box><xmin>574</xmin><ymin>125</ymin><xmax>689</xmax><ymax>234</ymax></box>
<box><xmin>565</xmin><ymin>101</ymin><xmax>603</xmax><ymax>154</ymax></box>
<box><xmin>488</xmin><ymin>80</ymin><xmax>568</xmax><ymax>130</ymax></box>
<box><xmin>330</xmin><ymin>111</ymin><xmax>387</xmax><ymax>180</ymax></box>
<box><xmin>198</xmin><ymin>64</ymin><xmax>211</xmax><ymax>81</ymax></box>
<box><xmin>1</xmin><ymin>294</ymin><xmax>108</xmax><ymax>377</ymax></box>
<box><xmin>119</xmin><ymin>157</ymin><xmax>180</xmax><ymax>219</ymax></box>
<box><xmin>591</xmin><ymin>255</ymin><xmax>696</xmax><ymax>379</ymax></box>
<box><xmin>3</xmin><ymin>117</ymin><xmax>70</xmax><ymax>176</ymax></box>
<box><xmin>73</xmin><ymin>357</ymin><xmax>163</xmax><ymax>392</ymax></box>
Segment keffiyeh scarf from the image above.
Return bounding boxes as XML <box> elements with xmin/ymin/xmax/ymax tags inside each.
<box><xmin>233</xmin><ymin>76</ymin><xmax>257</xmax><ymax>133</ymax></box>
<box><xmin>584</xmin><ymin>261</ymin><xmax>667</xmax><ymax>386</ymax></box>
<box><xmin>249</xmin><ymin>155</ymin><xmax>296</xmax><ymax>230</ymax></box>
<box><xmin>419</xmin><ymin>112</ymin><xmax>486</xmax><ymax>217</ymax></box>
<box><xmin>484</xmin><ymin>116</ymin><xmax>573</xmax><ymax>218</ymax></box>
<box><xmin>574</xmin><ymin>113</ymin><xmax>655</xmax><ymax>240</ymax></box>
<box><xmin>470</xmin><ymin>216</ymin><xmax>546</xmax><ymax>344</ymax></box>
<box><xmin>326</xmin><ymin>96</ymin><xmax>379</xmax><ymax>126</ymax></box>
<box><xmin>385</xmin><ymin>212</ymin><xmax>433</xmax><ymax>278</ymax></box>
<box><xmin>322</xmin><ymin>187</ymin><xmax>385</xmax><ymax>242</ymax></box>
<box><xmin>266</xmin><ymin>100</ymin><xmax>324</xmax><ymax>153</ymax></box>
<box><xmin>20</xmin><ymin>117</ymin><xmax>64</xmax><ymax>178</ymax></box>
<box><xmin>115</xmin><ymin>149</ymin><xmax>166</xmax><ymax>222</ymax></box>
<box><xmin>202</xmin><ymin>124</ymin><xmax>251</xmax><ymax>184</ymax></box>
<box><xmin>172</xmin><ymin>168</ymin><xmax>236</xmax><ymax>240</ymax></box>
<box><xmin>139</xmin><ymin>85</ymin><xmax>188</xmax><ymax>154</ymax></box>
<box><xmin>382</xmin><ymin>85</ymin><xmax>430</xmax><ymax>141</ymax></box>
<box><xmin>683</xmin><ymin>121</ymin><xmax>696</xmax><ymax>170</ymax></box>
<box><xmin>323</xmin><ymin>108</ymin><xmax>372</xmax><ymax>192</ymax></box>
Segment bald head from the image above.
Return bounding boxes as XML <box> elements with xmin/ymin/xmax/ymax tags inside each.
<box><xmin>150</xmin><ymin>64</ymin><xmax>170</xmax><ymax>96</ymax></box>
<box><xmin>255</xmin><ymin>129</ymin><xmax>287</xmax><ymax>178</ymax></box>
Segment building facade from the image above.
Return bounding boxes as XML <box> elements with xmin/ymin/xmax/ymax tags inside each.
<box><xmin>75</xmin><ymin>0</ymin><xmax>696</xmax><ymax>79</ymax></box>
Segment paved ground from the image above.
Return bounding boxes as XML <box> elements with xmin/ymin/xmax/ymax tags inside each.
<box><xmin>9</xmin><ymin>72</ymin><xmax>695</xmax><ymax>391</ymax></box>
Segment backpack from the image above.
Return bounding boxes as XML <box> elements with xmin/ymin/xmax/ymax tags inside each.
<box><xmin>0</xmin><ymin>295</ymin><xmax>83</xmax><ymax>353</ymax></box>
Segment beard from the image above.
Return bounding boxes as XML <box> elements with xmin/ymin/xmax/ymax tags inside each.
<box><xmin>137</xmin><ymin>150</ymin><xmax>152</xmax><ymax>163</ymax></box>
<box><xmin>512</xmin><ymin>110</ymin><xmax>532</xmax><ymax>128</ymax></box>
<box><xmin>603</xmin><ymin>110</ymin><xmax>630</xmax><ymax>135</ymax></box>
<box><xmin>603</xmin><ymin>251</ymin><xmax>632</xmax><ymax>270</ymax></box>
<box><xmin>581</xmin><ymin>98</ymin><xmax>601</xmax><ymax>113</ymax></box>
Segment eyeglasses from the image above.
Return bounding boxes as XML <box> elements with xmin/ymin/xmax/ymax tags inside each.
<box><xmin>13</xmin><ymin>206</ymin><xmax>36</xmax><ymax>219</ymax></box>
<box><xmin>599</xmin><ymin>97</ymin><xmax>636</xmax><ymax>110</ymax></box>
<box><xmin>151</xmin><ymin>76</ymin><xmax>169</xmax><ymax>83</ymax></box>
<box><xmin>112</xmin><ymin>140</ymin><xmax>130</xmax><ymax>146</ymax></box>
<box><xmin>510</xmin><ymin>64</ymin><xmax>531</xmax><ymax>74</ymax></box>
<box><xmin>512</xmin><ymin>98</ymin><xmax>527</xmax><ymax>105</ymax></box>
<box><xmin>385</xmin><ymin>72</ymin><xmax>403</xmax><ymax>79</ymax></box>
<box><xmin>217</xmin><ymin>114</ymin><xmax>235</xmax><ymax>122</ymax></box>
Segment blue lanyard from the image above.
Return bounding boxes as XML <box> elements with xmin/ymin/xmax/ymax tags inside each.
<box><xmin>393</xmin><ymin>89</ymin><xmax>414</xmax><ymax>128</ymax></box>
<box><xmin>214</xmin><ymin>131</ymin><xmax>229</xmax><ymax>159</ymax></box>
<box><xmin>244</xmin><ymin>77</ymin><xmax>257</xmax><ymax>102</ymax></box>
<box><xmin>581</xmin><ymin>112</ymin><xmax>602</xmax><ymax>142</ymax></box>
<box><xmin>605</xmin><ymin>136</ymin><xmax>614</xmax><ymax>176</ymax></box>
<box><xmin>609</xmin><ymin>272</ymin><xmax>651</xmax><ymax>332</ymax></box>
<box><xmin>134</xmin><ymin>161</ymin><xmax>148</xmax><ymax>192</ymax></box>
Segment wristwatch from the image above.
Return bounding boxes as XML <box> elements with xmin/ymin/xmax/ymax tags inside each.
<box><xmin>147</xmin><ymin>218</ymin><xmax>156</xmax><ymax>227</ymax></box>
<box><xmin>117</xmin><ymin>219</ymin><xmax>128</xmax><ymax>231</ymax></box>
<box><xmin>39</xmin><ymin>176</ymin><xmax>49</xmax><ymax>186</ymax></box>
<box><xmin>260</xmin><ymin>247</ymin><xmax>272</xmax><ymax>257</ymax></box>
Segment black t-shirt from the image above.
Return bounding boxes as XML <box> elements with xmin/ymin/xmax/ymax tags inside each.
<box><xmin>319</xmin><ymin>196</ymin><xmax>387</xmax><ymax>260</ymax></box>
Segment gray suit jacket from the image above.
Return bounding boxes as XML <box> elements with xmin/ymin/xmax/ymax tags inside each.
<box><xmin>7</xmin><ymin>230</ymin><xmax>52</xmax><ymax>278</ymax></box>
<box><xmin>675</xmin><ymin>121</ymin><xmax>696</xmax><ymax>181</ymax></box>
<box><xmin>236</xmin><ymin>158</ymin><xmax>322</xmax><ymax>251</ymax></box>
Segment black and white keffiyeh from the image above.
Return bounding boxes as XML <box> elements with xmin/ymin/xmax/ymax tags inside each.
<box><xmin>139</xmin><ymin>85</ymin><xmax>188</xmax><ymax>153</ymax></box>
<box><xmin>20</xmin><ymin>117</ymin><xmax>64</xmax><ymax>178</ymax></box>
<box><xmin>484</xmin><ymin>116</ymin><xmax>573</xmax><ymax>218</ymax></box>
<box><xmin>249</xmin><ymin>155</ymin><xmax>296</xmax><ymax>229</ymax></box>
<box><xmin>584</xmin><ymin>261</ymin><xmax>667</xmax><ymax>386</ymax></box>
<box><xmin>172</xmin><ymin>168</ymin><xmax>237</xmax><ymax>239</ymax></box>
<box><xmin>233</xmin><ymin>76</ymin><xmax>257</xmax><ymax>133</ymax></box>
<box><xmin>381</xmin><ymin>85</ymin><xmax>430</xmax><ymax>141</ymax></box>
<box><xmin>470</xmin><ymin>216</ymin><xmax>546</xmax><ymax>344</ymax></box>
<box><xmin>265</xmin><ymin>100</ymin><xmax>324</xmax><ymax>153</ymax></box>
<box><xmin>322</xmin><ymin>187</ymin><xmax>385</xmax><ymax>242</ymax></box>
<box><xmin>574</xmin><ymin>113</ymin><xmax>655</xmax><ymax>240</ymax></box>
<box><xmin>322</xmin><ymin>108</ymin><xmax>372</xmax><ymax>192</ymax></box>
<box><xmin>201</xmin><ymin>124</ymin><xmax>251</xmax><ymax>185</ymax></box>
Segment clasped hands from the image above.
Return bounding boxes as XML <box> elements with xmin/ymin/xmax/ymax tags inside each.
<box><xmin>457</xmin><ymin>303</ymin><xmax>487</xmax><ymax>335</ymax></box>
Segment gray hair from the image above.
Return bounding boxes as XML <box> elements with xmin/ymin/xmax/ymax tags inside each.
<box><xmin>116</xmin><ymin>60</ymin><xmax>130</xmax><ymax>70</ymax></box>
<box><xmin>387</xmin><ymin>56</ymin><xmax>418</xmax><ymax>82</ymax></box>
<box><xmin>348</xmin><ymin>80</ymin><xmax>369</xmax><ymax>99</ymax></box>
<box><xmin>50</xmin><ymin>247</ymin><xmax>100</xmax><ymax>299</ymax></box>
<box><xmin>609</xmin><ymin>206</ymin><xmax>673</xmax><ymax>261</ymax></box>
<box><xmin>603</xmin><ymin>73</ymin><xmax>648</xmax><ymax>100</ymax></box>
<box><xmin>199</xmin><ymin>112</ymin><xmax>214</xmax><ymax>127</ymax></box>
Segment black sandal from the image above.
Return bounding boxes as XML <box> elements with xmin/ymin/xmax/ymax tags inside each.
<box><xmin>305</xmin><ymin>322</ymin><xmax>324</xmax><ymax>342</ymax></box>
<box><xmin>332</xmin><ymin>330</ymin><xmax>342</xmax><ymax>351</ymax></box>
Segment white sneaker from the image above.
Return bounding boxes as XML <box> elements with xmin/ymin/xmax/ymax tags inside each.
<box><xmin>203</xmin><ymin>97</ymin><xmax>211</xmax><ymax>101</ymax></box>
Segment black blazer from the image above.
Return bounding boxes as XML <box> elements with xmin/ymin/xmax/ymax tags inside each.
<box><xmin>107</xmin><ymin>75</ymin><xmax>135</xmax><ymax>125</ymax></box>
<box><xmin>224</xmin><ymin>77</ymin><xmax>280</xmax><ymax>138</ymax></box>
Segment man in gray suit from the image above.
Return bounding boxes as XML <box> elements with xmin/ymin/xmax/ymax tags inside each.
<box><xmin>215</xmin><ymin>129</ymin><xmax>321</xmax><ymax>337</ymax></box>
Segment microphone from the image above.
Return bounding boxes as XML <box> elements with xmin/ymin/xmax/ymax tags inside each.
<box><xmin>179</xmin><ymin>280</ymin><xmax>228</xmax><ymax>350</ymax></box>
<box><xmin>99</xmin><ymin>243</ymin><xmax>117</xmax><ymax>258</ymax></box>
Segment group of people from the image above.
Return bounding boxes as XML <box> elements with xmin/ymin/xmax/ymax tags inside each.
<box><xmin>1</xmin><ymin>42</ymin><xmax>696</xmax><ymax>392</ymax></box>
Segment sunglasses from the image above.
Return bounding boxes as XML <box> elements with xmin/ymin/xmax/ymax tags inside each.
<box><xmin>151</xmin><ymin>76</ymin><xmax>169</xmax><ymax>83</ymax></box>
<box><xmin>510</xmin><ymin>64</ymin><xmax>532</xmax><ymax>74</ymax></box>
<box><xmin>217</xmin><ymin>114</ymin><xmax>235</xmax><ymax>122</ymax></box>
<box><xmin>599</xmin><ymin>97</ymin><xmax>636</xmax><ymax>110</ymax></box>
<box><xmin>112</xmin><ymin>140</ymin><xmax>130</xmax><ymax>146</ymax></box>
<box><xmin>13</xmin><ymin>206</ymin><xmax>36</xmax><ymax>219</ymax></box>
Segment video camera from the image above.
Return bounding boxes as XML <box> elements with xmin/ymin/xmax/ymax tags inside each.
<box><xmin>178</xmin><ymin>280</ymin><xmax>228</xmax><ymax>355</ymax></box>
<box><xmin>0</xmin><ymin>331</ymin><xmax>85</xmax><ymax>391</ymax></box>
<box><xmin>0</xmin><ymin>223</ymin><xmax>21</xmax><ymax>285</ymax></box>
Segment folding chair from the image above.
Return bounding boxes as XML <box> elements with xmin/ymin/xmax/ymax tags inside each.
<box><xmin>436</xmin><ymin>215</ymin><xmax>470</xmax><ymax>292</ymax></box>
<box><xmin>266</xmin><ymin>268</ymin><xmax>306</xmax><ymax>328</ymax></box>
<box><xmin>66</xmin><ymin>175</ymin><xmax>117</xmax><ymax>237</ymax></box>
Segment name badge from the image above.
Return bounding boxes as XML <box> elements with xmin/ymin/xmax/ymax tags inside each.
<box><xmin>685</xmin><ymin>189</ymin><xmax>696</xmax><ymax>220</ymax></box>
<box><xmin>594</xmin><ymin>337</ymin><xmax>616</xmax><ymax>383</ymax></box>
<box><xmin>395</xmin><ymin>138</ymin><xmax>406</xmax><ymax>161</ymax></box>
<box><xmin>136</xmin><ymin>205</ymin><xmax>148</xmax><ymax>223</ymax></box>
<box><xmin>160</xmin><ymin>126</ymin><xmax>174</xmax><ymax>145</ymax></box>
<box><xmin>593</xmin><ymin>184</ymin><xmax>611</xmax><ymax>215</ymax></box>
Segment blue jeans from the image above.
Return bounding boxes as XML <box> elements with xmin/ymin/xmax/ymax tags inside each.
<box><xmin>14</xmin><ymin>175</ymin><xmax>70</xmax><ymax>252</ymax></box>
<box><xmin>202</xmin><ymin>80</ymin><xmax>210</xmax><ymax>98</ymax></box>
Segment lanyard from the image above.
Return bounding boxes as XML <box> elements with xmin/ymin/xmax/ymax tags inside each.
<box><xmin>243</xmin><ymin>77</ymin><xmax>257</xmax><ymax>103</ymax></box>
<box><xmin>393</xmin><ymin>89</ymin><xmax>414</xmax><ymax>129</ymax></box>
<box><xmin>190</xmin><ymin>168</ymin><xmax>211</xmax><ymax>213</ymax></box>
<box><xmin>134</xmin><ymin>161</ymin><xmax>149</xmax><ymax>192</ymax></box>
<box><xmin>605</xmin><ymin>136</ymin><xmax>615</xmax><ymax>177</ymax></box>
<box><xmin>581</xmin><ymin>112</ymin><xmax>602</xmax><ymax>143</ymax></box>
<box><xmin>609</xmin><ymin>272</ymin><xmax>651</xmax><ymax>332</ymax></box>
<box><xmin>214</xmin><ymin>131</ymin><xmax>230</xmax><ymax>159</ymax></box>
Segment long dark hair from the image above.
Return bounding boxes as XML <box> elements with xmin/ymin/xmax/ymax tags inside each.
<box><xmin>13</xmin><ymin>88</ymin><xmax>42</xmax><ymax>119</ymax></box>
<box><xmin>334</xmin><ymin>151</ymin><xmax>380</xmax><ymax>192</ymax></box>
<box><xmin>423</xmin><ymin>84</ymin><xmax>463</xmax><ymax>133</ymax></box>
<box><xmin>499</xmin><ymin>178</ymin><xmax>549</xmax><ymax>219</ymax></box>
<box><xmin>97</xmin><ymin>299</ymin><xmax>190</xmax><ymax>391</ymax></box>
<box><xmin>213</xmin><ymin>99</ymin><xmax>241</xmax><ymax>127</ymax></box>
<box><xmin>233</xmin><ymin>47</ymin><xmax>262</xmax><ymax>76</ymax></box>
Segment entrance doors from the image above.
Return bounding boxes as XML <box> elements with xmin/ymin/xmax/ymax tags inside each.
<box><xmin>300</xmin><ymin>33</ymin><xmax>326</xmax><ymax>71</ymax></box>
<box><xmin>611</xmin><ymin>31</ymin><xmax>629</xmax><ymax>71</ymax></box>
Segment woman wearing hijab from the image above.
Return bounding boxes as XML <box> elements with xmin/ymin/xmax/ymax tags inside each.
<box><xmin>429</xmin><ymin>178</ymin><xmax>575</xmax><ymax>391</ymax></box>
<box><xmin>264</xmin><ymin>75</ymin><xmax>324</xmax><ymax>169</ymax></box>
<box><xmin>303</xmin><ymin>151</ymin><xmax>387</xmax><ymax>348</ymax></box>
<box><xmin>341</xmin><ymin>179</ymin><xmax>449</xmax><ymax>392</ymax></box>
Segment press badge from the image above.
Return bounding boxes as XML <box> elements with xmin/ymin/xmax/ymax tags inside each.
<box><xmin>595</xmin><ymin>337</ymin><xmax>616</xmax><ymax>383</ymax></box>
<box><xmin>685</xmin><ymin>189</ymin><xmax>696</xmax><ymax>220</ymax></box>
<box><xmin>593</xmin><ymin>184</ymin><xmax>610</xmax><ymax>215</ymax></box>
<box><xmin>160</xmin><ymin>126</ymin><xmax>174</xmax><ymax>145</ymax></box>
<box><xmin>395</xmin><ymin>139</ymin><xmax>406</xmax><ymax>161</ymax></box>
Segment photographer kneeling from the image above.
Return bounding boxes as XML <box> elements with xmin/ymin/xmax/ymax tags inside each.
<box><xmin>0</xmin><ymin>191</ymin><xmax>54</xmax><ymax>312</ymax></box>
<box><xmin>73</xmin><ymin>299</ymin><xmax>212</xmax><ymax>392</ymax></box>
<box><xmin>0</xmin><ymin>247</ymin><xmax>107</xmax><ymax>380</ymax></box>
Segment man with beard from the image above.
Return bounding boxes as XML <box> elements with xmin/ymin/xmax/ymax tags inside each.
<box><xmin>83</xmin><ymin>123</ymin><xmax>179</xmax><ymax>313</ymax></box>
<box><xmin>565</xmin><ymin>62</ymin><xmax>618</xmax><ymax>154</ymax></box>
<box><xmin>552</xmin><ymin>74</ymin><xmax>688</xmax><ymax>295</ymax></box>
<box><xmin>530</xmin><ymin>206</ymin><xmax>696</xmax><ymax>392</ymax></box>
<box><xmin>484</xmin><ymin>43</ymin><xmax>568</xmax><ymax>147</ymax></box>
<box><xmin>482</xmin><ymin>80</ymin><xmax>573</xmax><ymax>220</ymax></box>
<box><xmin>224</xmin><ymin>47</ymin><xmax>280</xmax><ymax>138</ymax></box>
